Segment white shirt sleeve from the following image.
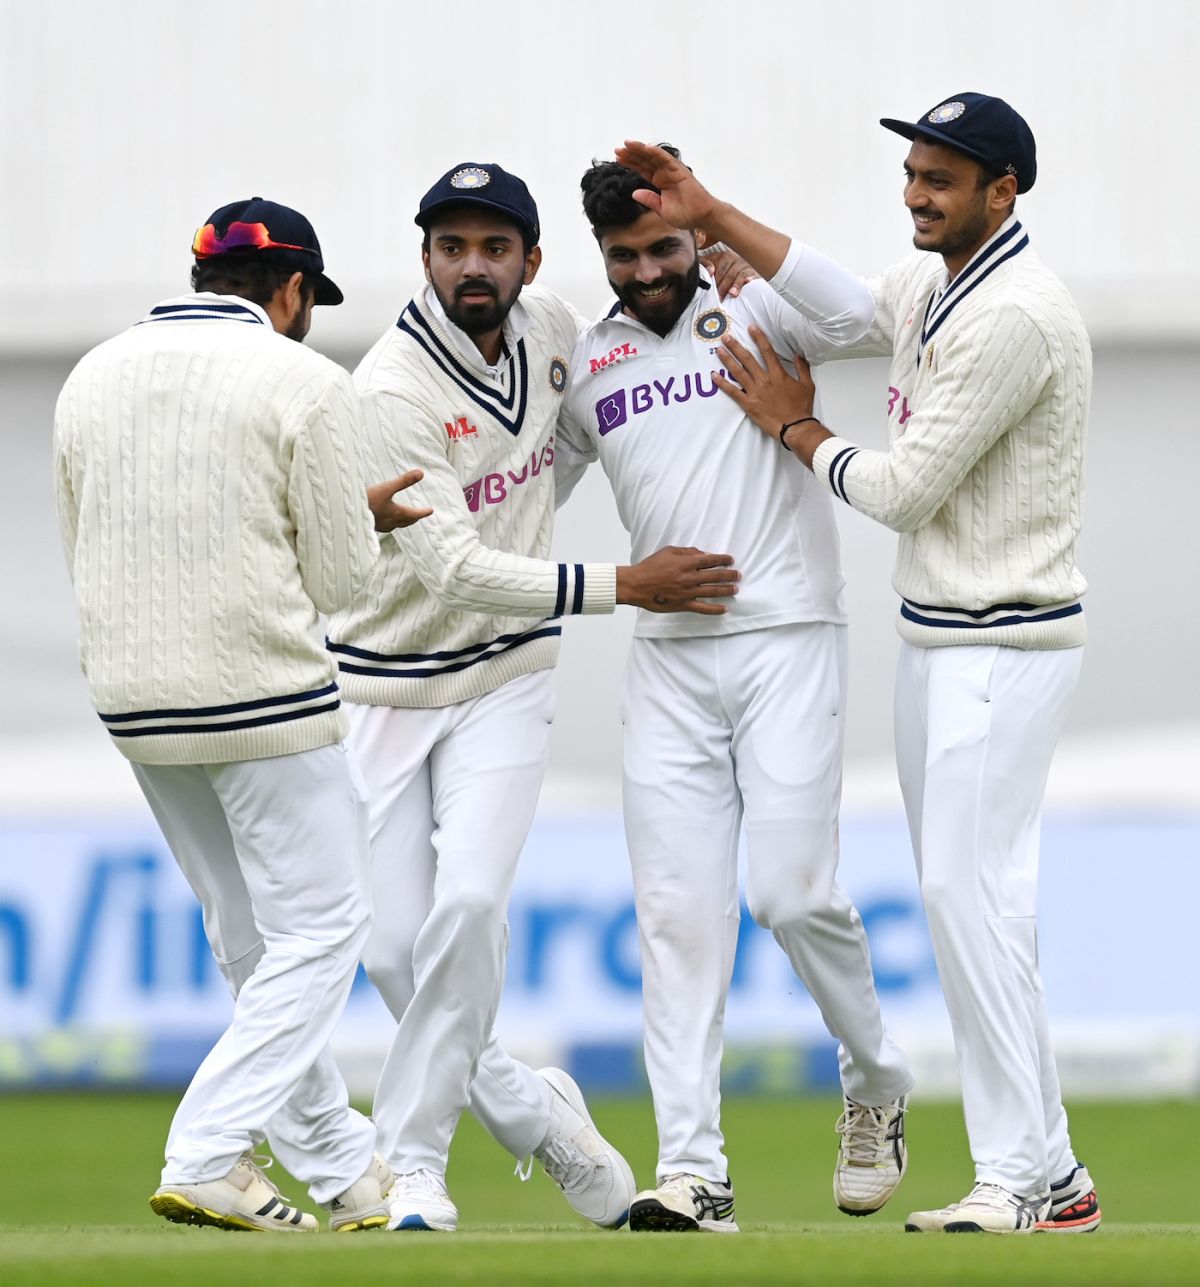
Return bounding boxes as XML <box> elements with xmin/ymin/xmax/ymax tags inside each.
<box><xmin>759</xmin><ymin>241</ymin><xmax>892</xmax><ymax>360</ymax></box>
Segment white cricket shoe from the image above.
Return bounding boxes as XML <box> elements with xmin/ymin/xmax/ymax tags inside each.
<box><xmin>629</xmin><ymin>1173</ymin><xmax>739</xmax><ymax>1233</ymax></box>
<box><xmin>534</xmin><ymin>1067</ymin><xmax>636</xmax><ymax>1228</ymax></box>
<box><xmin>386</xmin><ymin>1167</ymin><xmax>458</xmax><ymax>1232</ymax></box>
<box><xmin>905</xmin><ymin>1181</ymin><xmax>1050</xmax><ymax>1233</ymax></box>
<box><xmin>323</xmin><ymin>1152</ymin><xmax>395</xmax><ymax>1232</ymax></box>
<box><xmin>1035</xmin><ymin>1162</ymin><xmax>1102</xmax><ymax>1233</ymax></box>
<box><xmin>834</xmin><ymin>1093</ymin><xmax>908</xmax><ymax>1215</ymax></box>
<box><xmin>150</xmin><ymin>1154</ymin><xmax>317</xmax><ymax>1232</ymax></box>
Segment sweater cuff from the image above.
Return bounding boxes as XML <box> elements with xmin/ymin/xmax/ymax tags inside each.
<box><xmin>811</xmin><ymin>435</ymin><xmax>862</xmax><ymax>505</ymax></box>
<box><xmin>579</xmin><ymin>563</ymin><xmax>617</xmax><ymax>614</ymax></box>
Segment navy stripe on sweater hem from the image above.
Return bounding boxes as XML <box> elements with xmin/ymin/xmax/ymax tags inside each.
<box><xmin>104</xmin><ymin>701</ymin><xmax>340</xmax><ymax>738</ymax></box>
<box><xmin>99</xmin><ymin>683</ymin><xmax>338</xmax><ymax>723</ymax></box>
<box><xmin>336</xmin><ymin>627</ymin><xmax>561</xmax><ymax>679</ymax></box>
<box><xmin>900</xmin><ymin>601</ymin><xmax>1083</xmax><ymax>629</ymax></box>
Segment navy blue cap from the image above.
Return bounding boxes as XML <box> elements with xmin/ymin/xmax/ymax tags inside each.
<box><xmin>881</xmin><ymin>93</ymin><xmax>1037</xmax><ymax>194</ymax></box>
<box><xmin>415</xmin><ymin>163</ymin><xmax>540</xmax><ymax>246</ymax></box>
<box><xmin>194</xmin><ymin>197</ymin><xmax>343</xmax><ymax>305</ymax></box>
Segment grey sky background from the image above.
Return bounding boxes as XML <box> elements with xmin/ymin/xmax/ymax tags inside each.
<box><xmin>3</xmin><ymin>0</ymin><xmax>1197</xmax><ymax>812</ymax></box>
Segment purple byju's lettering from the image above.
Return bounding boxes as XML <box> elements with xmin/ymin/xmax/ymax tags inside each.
<box><xmin>887</xmin><ymin>387</ymin><xmax>915</xmax><ymax>427</ymax></box>
<box><xmin>594</xmin><ymin>370</ymin><xmax>727</xmax><ymax>436</ymax></box>
<box><xmin>463</xmin><ymin>443</ymin><xmax>554</xmax><ymax>512</ymax></box>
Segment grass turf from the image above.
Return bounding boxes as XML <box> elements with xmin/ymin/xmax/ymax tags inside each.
<box><xmin>1</xmin><ymin>1094</ymin><xmax>1196</xmax><ymax>1284</ymax></box>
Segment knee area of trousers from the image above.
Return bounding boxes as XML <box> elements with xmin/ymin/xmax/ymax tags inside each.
<box><xmin>746</xmin><ymin>879</ymin><xmax>832</xmax><ymax>934</ymax></box>
<box><xmin>438</xmin><ymin>886</ymin><xmax>506</xmax><ymax>937</ymax></box>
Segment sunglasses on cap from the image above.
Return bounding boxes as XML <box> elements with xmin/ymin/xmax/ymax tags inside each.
<box><xmin>192</xmin><ymin>220</ymin><xmax>318</xmax><ymax>259</ymax></box>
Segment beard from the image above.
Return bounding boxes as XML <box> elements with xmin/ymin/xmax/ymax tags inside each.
<box><xmin>434</xmin><ymin>277</ymin><xmax>522</xmax><ymax>337</ymax></box>
<box><xmin>912</xmin><ymin>195</ymin><xmax>993</xmax><ymax>270</ymax></box>
<box><xmin>609</xmin><ymin>256</ymin><xmax>702</xmax><ymax>337</ymax></box>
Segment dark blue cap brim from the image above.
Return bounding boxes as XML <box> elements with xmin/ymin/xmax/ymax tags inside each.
<box><xmin>880</xmin><ymin>117</ymin><xmax>999</xmax><ymax>176</ymax></box>
<box><xmin>415</xmin><ymin>196</ymin><xmax>539</xmax><ymax>243</ymax></box>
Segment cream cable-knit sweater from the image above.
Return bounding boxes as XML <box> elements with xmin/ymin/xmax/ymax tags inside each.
<box><xmin>327</xmin><ymin>285</ymin><xmax>616</xmax><ymax>709</ymax></box>
<box><xmin>798</xmin><ymin>218</ymin><xmax>1090</xmax><ymax>650</ymax></box>
<box><xmin>53</xmin><ymin>293</ymin><xmax>379</xmax><ymax>763</ymax></box>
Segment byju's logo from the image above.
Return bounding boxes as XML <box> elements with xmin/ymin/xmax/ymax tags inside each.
<box><xmin>595</xmin><ymin>370</ymin><xmax>724</xmax><ymax>437</ymax></box>
<box><xmin>596</xmin><ymin>390</ymin><xmax>628</xmax><ymax>435</ymax></box>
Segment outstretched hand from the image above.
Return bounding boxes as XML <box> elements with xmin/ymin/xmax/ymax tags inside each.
<box><xmin>713</xmin><ymin>327</ymin><xmax>817</xmax><ymax>443</ymax></box>
<box><xmin>367</xmin><ymin>469</ymin><xmax>433</xmax><ymax>532</ymax></box>
<box><xmin>615</xmin><ymin>140</ymin><xmax>720</xmax><ymax>232</ymax></box>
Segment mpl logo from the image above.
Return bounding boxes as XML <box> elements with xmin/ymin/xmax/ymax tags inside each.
<box><xmin>588</xmin><ymin>342</ymin><xmax>638</xmax><ymax>375</ymax></box>
<box><xmin>445</xmin><ymin>416</ymin><xmax>478</xmax><ymax>440</ymax></box>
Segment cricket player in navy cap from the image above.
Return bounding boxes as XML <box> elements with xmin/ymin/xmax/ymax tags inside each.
<box><xmin>54</xmin><ymin>197</ymin><xmax>430</xmax><ymax>1233</ymax></box>
<box><xmin>326</xmin><ymin>162</ymin><xmax>742</xmax><ymax>1232</ymax></box>
<box><xmin>615</xmin><ymin>90</ymin><xmax>1101</xmax><ymax>1234</ymax></box>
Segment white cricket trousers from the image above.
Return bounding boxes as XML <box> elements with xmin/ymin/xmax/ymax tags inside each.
<box><xmin>348</xmin><ymin>669</ymin><xmax>558</xmax><ymax>1177</ymax></box>
<box><xmin>623</xmin><ymin>623</ymin><xmax>913</xmax><ymax>1182</ymax></box>
<box><xmin>894</xmin><ymin>642</ymin><xmax>1084</xmax><ymax>1197</ymax></box>
<box><xmin>132</xmin><ymin>744</ymin><xmax>377</xmax><ymax>1205</ymax></box>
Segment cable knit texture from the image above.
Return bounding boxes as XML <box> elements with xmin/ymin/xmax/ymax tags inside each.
<box><xmin>801</xmin><ymin>219</ymin><xmax>1090</xmax><ymax>649</ymax></box>
<box><xmin>328</xmin><ymin>284</ymin><xmax>614</xmax><ymax>709</ymax></box>
<box><xmin>53</xmin><ymin>293</ymin><xmax>380</xmax><ymax>763</ymax></box>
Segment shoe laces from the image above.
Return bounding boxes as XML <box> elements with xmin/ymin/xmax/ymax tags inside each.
<box><xmin>238</xmin><ymin>1151</ymin><xmax>286</xmax><ymax>1199</ymax></box>
<box><xmin>538</xmin><ymin>1136</ymin><xmax>600</xmax><ymax>1193</ymax></box>
<box><xmin>965</xmin><ymin>1181</ymin><xmax>1018</xmax><ymax>1208</ymax></box>
<box><xmin>835</xmin><ymin>1101</ymin><xmax>895</xmax><ymax>1163</ymax></box>
<box><xmin>512</xmin><ymin>1155</ymin><xmax>534</xmax><ymax>1183</ymax></box>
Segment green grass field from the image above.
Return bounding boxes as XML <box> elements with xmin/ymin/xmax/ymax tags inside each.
<box><xmin>1</xmin><ymin>1093</ymin><xmax>1196</xmax><ymax>1284</ymax></box>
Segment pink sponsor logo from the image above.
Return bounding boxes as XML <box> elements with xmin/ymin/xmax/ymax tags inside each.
<box><xmin>589</xmin><ymin>342</ymin><xmax>638</xmax><ymax>375</ymax></box>
<box><xmin>463</xmin><ymin>440</ymin><xmax>556</xmax><ymax>513</ymax></box>
<box><xmin>887</xmin><ymin>386</ymin><xmax>915</xmax><ymax>429</ymax></box>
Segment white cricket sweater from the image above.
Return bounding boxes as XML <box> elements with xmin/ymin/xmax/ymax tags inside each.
<box><xmin>53</xmin><ymin>293</ymin><xmax>380</xmax><ymax>764</ymax></box>
<box><xmin>327</xmin><ymin>284</ymin><xmax>616</xmax><ymax>709</ymax></box>
<box><xmin>798</xmin><ymin>217</ymin><xmax>1091</xmax><ymax>649</ymax></box>
<box><xmin>556</xmin><ymin>243</ymin><xmax>876</xmax><ymax>638</ymax></box>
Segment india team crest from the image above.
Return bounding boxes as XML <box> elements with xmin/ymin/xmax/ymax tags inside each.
<box><xmin>694</xmin><ymin>308</ymin><xmax>730</xmax><ymax>343</ymax></box>
<box><xmin>928</xmin><ymin>101</ymin><xmax>966</xmax><ymax>124</ymax></box>
<box><xmin>548</xmin><ymin>357</ymin><xmax>568</xmax><ymax>394</ymax></box>
<box><xmin>450</xmin><ymin>166</ymin><xmax>492</xmax><ymax>189</ymax></box>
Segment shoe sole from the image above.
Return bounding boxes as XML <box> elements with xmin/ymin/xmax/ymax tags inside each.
<box><xmin>629</xmin><ymin>1197</ymin><xmax>739</xmax><ymax>1234</ymax></box>
<box><xmin>331</xmin><ymin>1213</ymin><xmax>390</xmax><ymax>1233</ymax></box>
<box><xmin>389</xmin><ymin>1212</ymin><xmax>457</xmax><ymax>1232</ymax></box>
<box><xmin>1035</xmin><ymin>1214</ymin><xmax>1102</xmax><ymax>1233</ymax></box>
<box><xmin>149</xmin><ymin>1191</ymin><xmax>312</xmax><ymax>1233</ymax></box>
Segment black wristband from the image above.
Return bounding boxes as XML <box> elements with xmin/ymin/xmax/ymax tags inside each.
<box><xmin>779</xmin><ymin>416</ymin><xmax>820</xmax><ymax>452</ymax></box>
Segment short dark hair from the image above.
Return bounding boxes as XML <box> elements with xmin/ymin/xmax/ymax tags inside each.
<box><xmin>580</xmin><ymin>144</ymin><xmax>685</xmax><ymax>238</ymax></box>
<box><xmin>190</xmin><ymin>251</ymin><xmax>317</xmax><ymax>307</ymax></box>
<box><xmin>420</xmin><ymin>207</ymin><xmax>538</xmax><ymax>257</ymax></box>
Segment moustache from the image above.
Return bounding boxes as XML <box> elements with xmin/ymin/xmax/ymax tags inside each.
<box><xmin>455</xmin><ymin>282</ymin><xmax>499</xmax><ymax>302</ymax></box>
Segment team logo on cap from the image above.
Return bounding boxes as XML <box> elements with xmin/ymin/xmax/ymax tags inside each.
<box><xmin>450</xmin><ymin>167</ymin><xmax>492</xmax><ymax>189</ymax></box>
<box><xmin>694</xmin><ymin>308</ymin><xmax>730</xmax><ymax>342</ymax></box>
<box><xmin>548</xmin><ymin>357</ymin><xmax>568</xmax><ymax>394</ymax></box>
<box><xmin>928</xmin><ymin>101</ymin><xmax>966</xmax><ymax>124</ymax></box>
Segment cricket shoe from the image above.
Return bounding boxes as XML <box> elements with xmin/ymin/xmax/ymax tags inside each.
<box><xmin>324</xmin><ymin>1152</ymin><xmax>395</xmax><ymax>1232</ymax></box>
<box><xmin>629</xmin><ymin>1173</ymin><xmax>738</xmax><ymax>1233</ymax></box>
<box><xmin>386</xmin><ymin>1168</ymin><xmax>458</xmax><ymax>1231</ymax></box>
<box><xmin>834</xmin><ymin>1093</ymin><xmax>908</xmax><ymax>1215</ymax></box>
<box><xmin>534</xmin><ymin>1067</ymin><xmax>636</xmax><ymax>1228</ymax></box>
<box><xmin>1035</xmin><ymin>1163</ymin><xmax>1101</xmax><ymax>1233</ymax></box>
<box><xmin>905</xmin><ymin>1182</ymin><xmax>1049</xmax><ymax>1233</ymax></box>
<box><xmin>149</xmin><ymin>1154</ymin><xmax>317</xmax><ymax>1232</ymax></box>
